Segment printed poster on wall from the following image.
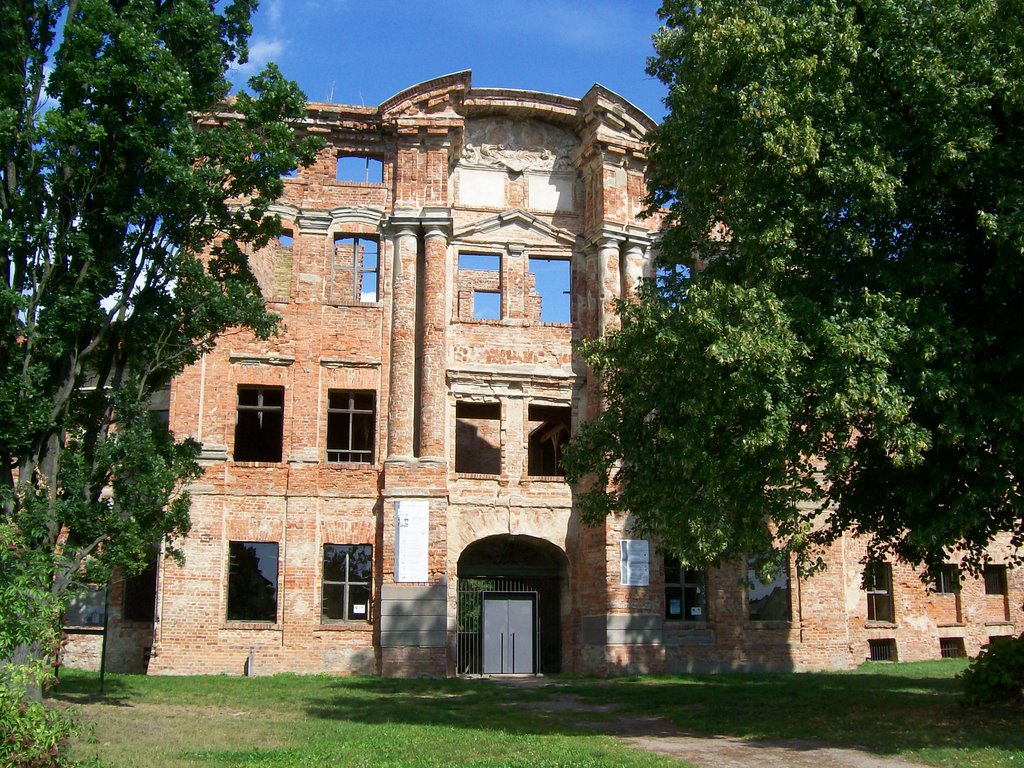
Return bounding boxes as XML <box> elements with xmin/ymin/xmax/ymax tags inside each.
<box><xmin>620</xmin><ymin>539</ymin><xmax>650</xmax><ymax>586</ymax></box>
<box><xmin>395</xmin><ymin>499</ymin><xmax>430</xmax><ymax>583</ymax></box>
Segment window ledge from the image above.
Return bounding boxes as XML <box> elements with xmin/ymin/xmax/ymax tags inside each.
<box><xmin>524</xmin><ymin>475</ymin><xmax>568</xmax><ymax>483</ymax></box>
<box><xmin>221</xmin><ymin>622</ymin><xmax>281</xmax><ymax>631</ymax></box>
<box><xmin>865</xmin><ymin>621</ymin><xmax>898</xmax><ymax>629</ymax></box>
<box><xmin>317</xmin><ymin>622</ymin><xmax>373</xmax><ymax>632</ymax></box>
<box><xmin>985</xmin><ymin>620</ymin><xmax>1014</xmax><ymax>627</ymax></box>
<box><xmin>455</xmin><ymin>472</ymin><xmax>502</xmax><ymax>480</ymax></box>
<box><xmin>230</xmin><ymin>460</ymin><xmax>285</xmax><ymax>468</ymax></box>
<box><xmin>937</xmin><ymin>622</ymin><xmax>966</xmax><ymax>628</ymax></box>
<box><xmin>326</xmin><ymin>300</ymin><xmax>382</xmax><ymax>309</ymax></box>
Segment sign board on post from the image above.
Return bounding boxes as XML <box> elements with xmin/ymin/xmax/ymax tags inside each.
<box><xmin>395</xmin><ymin>499</ymin><xmax>430</xmax><ymax>583</ymax></box>
<box><xmin>620</xmin><ymin>539</ymin><xmax>650</xmax><ymax>586</ymax></box>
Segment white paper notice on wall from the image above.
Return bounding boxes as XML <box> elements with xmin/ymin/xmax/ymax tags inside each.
<box><xmin>620</xmin><ymin>539</ymin><xmax>650</xmax><ymax>586</ymax></box>
<box><xmin>395</xmin><ymin>499</ymin><xmax>430</xmax><ymax>583</ymax></box>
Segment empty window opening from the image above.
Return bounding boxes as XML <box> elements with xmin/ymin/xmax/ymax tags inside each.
<box><xmin>322</xmin><ymin>544</ymin><xmax>372</xmax><ymax>622</ymax></box>
<box><xmin>939</xmin><ymin>637</ymin><xmax>966</xmax><ymax>658</ymax></box>
<box><xmin>326</xmin><ymin>390</ymin><xmax>375</xmax><ymax>463</ymax></box>
<box><xmin>747</xmin><ymin>555</ymin><xmax>791</xmax><ymax>621</ymax></box>
<box><xmin>455</xmin><ymin>401</ymin><xmax>501</xmax><ymax>474</ymax></box>
<box><xmin>472</xmin><ymin>290</ymin><xmax>501</xmax><ymax>320</ymax></box>
<box><xmin>527</xmin><ymin>405</ymin><xmax>571</xmax><ymax>476</ymax></box>
<box><xmin>336</xmin><ymin>155</ymin><xmax>383</xmax><ymax>183</ymax></box>
<box><xmin>665</xmin><ymin>555</ymin><xmax>707</xmax><ymax>621</ymax></box>
<box><xmin>332</xmin><ymin>235</ymin><xmax>379</xmax><ymax>303</ymax></box>
<box><xmin>278</xmin><ymin>230</ymin><xmax>293</xmax><ymax>248</ymax></box>
<box><xmin>868</xmin><ymin>638</ymin><xmax>897</xmax><ymax>661</ymax></box>
<box><xmin>122</xmin><ymin>558</ymin><xmax>158</xmax><ymax>623</ymax></box>
<box><xmin>528</xmin><ymin>257</ymin><xmax>571</xmax><ymax>323</ymax></box>
<box><xmin>234</xmin><ymin>386</ymin><xmax>284</xmax><ymax>462</ymax></box>
<box><xmin>458</xmin><ymin>253</ymin><xmax>502</xmax><ymax>321</ymax></box>
<box><xmin>865</xmin><ymin>561</ymin><xmax>895</xmax><ymax>623</ymax></box>
<box><xmin>227</xmin><ymin>541</ymin><xmax>279</xmax><ymax>622</ymax></box>
<box><xmin>983</xmin><ymin>564</ymin><xmax>1008</xmax><ymax>596</ymax></box>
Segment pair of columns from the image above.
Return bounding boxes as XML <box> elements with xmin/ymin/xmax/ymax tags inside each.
<box><xmin>385</xmin><ymin>211</ymin><xmax>451</xmax><ymax>463</ymax></box>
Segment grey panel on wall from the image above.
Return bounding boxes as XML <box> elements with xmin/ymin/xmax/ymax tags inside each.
<box><xmin>605</xmin><ymin>613</ymin><xmax>663</xmax><ymax>646</ymax></box>
<box><xmin>379</xmin><ymin>582</ymin><xmax>448</xmax><ymax>648</ymax></box>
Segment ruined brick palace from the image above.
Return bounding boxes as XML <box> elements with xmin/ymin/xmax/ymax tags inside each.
<box><xmin>63</xmin><ymin>73</ymin><xmax>1022</xmax><ymax>676</ymax></box>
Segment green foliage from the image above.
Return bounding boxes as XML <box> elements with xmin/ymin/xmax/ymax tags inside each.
<box><xmin>565</xmin><ymin>0</ymin><xmax>1024</xmax><ymax>571</ymax></box>
<box><xmin>0</xmin><ymin>0</ymin><xmax>320</xmax><ymax>714</ymax></box>
<box><xmin>961</xmin><ymin>635</ymin><xmax>1024</xmax><ymax>706</ymax></box>
<box><xmin>0</xmin><ymin>687</ymin><xmax>81</xmax><ymax>768</ymax></box>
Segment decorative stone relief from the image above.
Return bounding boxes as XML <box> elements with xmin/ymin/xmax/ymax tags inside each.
<box><xmin>459</xmin><ymin>118</ymin><xmax>577</xmax><ymax>173</ymax></box>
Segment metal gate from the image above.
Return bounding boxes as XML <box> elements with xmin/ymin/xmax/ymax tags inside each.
<box><xmin>457</xmin><ymin>578</ymin><xmax>538</xmax><ymax>675</ymax></box>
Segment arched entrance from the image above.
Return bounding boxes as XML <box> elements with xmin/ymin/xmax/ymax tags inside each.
<box><xmin>456</xmin><ymin>535</ymin><xmax>567</xmax><ymax>675</ymax></box>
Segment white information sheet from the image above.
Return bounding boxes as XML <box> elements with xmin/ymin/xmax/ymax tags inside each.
<box><xmin>620</xmin><ymin>539</ymin><xmax>650</xmax><ymax>586</ymax></box>
<box><xmin>395</xmin><ymin>499</ymin><xmax>430</xmax><ymax>583</ymax></box>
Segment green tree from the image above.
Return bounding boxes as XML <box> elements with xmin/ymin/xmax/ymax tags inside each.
<box><xmin>565</xmin><ymin>0</ymin><xmax>1024</xmax><ymax>573</ymax></box>
<box><xmin>0</xmin><ymin>0</ymin><xmax>320</xmax><ymax>713</ymax></box>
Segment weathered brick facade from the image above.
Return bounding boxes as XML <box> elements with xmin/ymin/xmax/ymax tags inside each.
<box><xmin>65</xmin><ymin>73</ymin><xmax>1022</xmax><ymax>677</ymax></box>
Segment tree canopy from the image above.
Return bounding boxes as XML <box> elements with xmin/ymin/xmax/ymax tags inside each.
<box><xmin>0</xmin><ymin>0</ymin><xmax>319</xmax><ymax>699</ymax></box>
<box><xmin>564</xmin><ymin>0</ymin><xmax>1024</xmax><ymax>573</ymax></box>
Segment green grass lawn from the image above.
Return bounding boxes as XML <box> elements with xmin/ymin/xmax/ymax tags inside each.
<box><xmin>51</xmin><ymin>660</ymin><xmax>1022</xmax><ymax>768</ymax></box>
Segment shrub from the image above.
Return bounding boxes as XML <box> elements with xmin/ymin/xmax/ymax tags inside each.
<box><xmin>960</xmin><ymin>634</ymin><xmax>1024</xmax><ymax>706</ymax></box>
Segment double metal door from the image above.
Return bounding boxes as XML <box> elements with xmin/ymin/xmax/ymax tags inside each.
<box><xmin>482</xmin><ymin>592</ymin><xmax>536</xmax><ymax>674</ymax></box>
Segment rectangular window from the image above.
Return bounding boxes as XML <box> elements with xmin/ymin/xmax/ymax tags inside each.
<box><xmin>227</xmin><ymin>541</ymin><xmax>279</xmax><ymax>622</ymax></box>
<box><xmin>122</xmin><ymin>558</ymin><xmax>158</xmax><ymax>623</ymax></box>
<box><xmin>458</xmin><ymin>253</ymin><xmax>502</xmax><ymax>321</ymax></box>
<box><xmin>868</xmin><ymin>638</ymin><xmax>897</xmax><ymax>661</ymax></box>
<box><xmin>747</xmin><ymin>555</ymin><xmax>791</xmax><ymax>621</ymax></box>
<box><xmin>527</xmin><ymin>404</ymin><xmax>571</xmax><ymax>477</ymax></box>
<box><xmin>336</xmin><ymin>155</ymin><xmax>383</xmax><ymax>183</ymax></box>
<box><xmin>528</xmin><ymin>257</ymin><xmax>571</xmax><ymax>324</ymax></box>
<box><xmin>984</xmin><ymin>564</ymin><xmax>1008</xmax><ymax>595</ymax></box>
<box><xmin>932</xmin><ymin>563</ymin><xmax>959</xmax><ymax>594</ymax></box>
<box><xmin>939</xmin><ymin>637</ymin><xmax>966</xmax><ymax>658</ymax></box>
<box><xmin>331</xmin><ymin>235</ymin><xmax>379</xmax><ymax>303</ymax></box>
<box><xmin>865</xmin><ymin>561</ymin><xmax>895</xmax><ymax>623</ymax></box>
<box><xmin>234</xmin><ymin>386</ymin><xmax>284</xmax><ymax>462</ymax></box>
<box><xmin>665</xmin><ymin>555</ymin><xmax>707</xmax><ymax>621</ymax></box>
<box><xmin>322</xmin><ymin>544</ymin><xmax>373</xmax><ymax>622</ymax></box>
<box><xmin>455</xmin><ymin>401</ymin><xmax>501</xmax><ymax>474</ymax></box>
<box><xmin>326</xmin><ymin>390</ymin><xmax>375</xmax><ymax>463</ymax></box>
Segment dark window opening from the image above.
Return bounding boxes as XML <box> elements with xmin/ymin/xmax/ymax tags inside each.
<box><xmin>932</xmin><ymin>563</ymin><xmax>959</xmax><ymax>594</ymax></box>
<box><xmin>455</xmin><ymin>401</ymin><xmax>501</xmax><ymax>474</ymax></box>
<box><xmin>940</xmin><ymin>637</ymin><xmax>966</xmax><ymax>658</ymax></box>
<box><xmin>327</xmin><ymin>390</ymin><xmax>375</xmax><ymax>463</ymax></box>
<box><xmin>336</xmin><ymin>155</ymin><xmax>383</xmax><ymax>183</ymax></box>
<box><xmin>528</xmin><ymin>257</ymin><xmax>571</xmax><ymax>323</ymax></box>
<box><xmin>234</xmin><ymin>386</ymin><xmax>284</xmax><ymax>462</ymax></box>
<box><xmin>984</xmin><ymin>564</ymin><xmax>1008</xmax><ymax>595</ymax></box>
<box><xmin>527</xmin><ymin>404</ymin><xmax>571</xmax><ymax>476</ymax></box>
<box><xmin>322</xmin><ymin>544</ymin><xmax>373</xmax><ymax>622</ymax></box>
<box><xmin>747</xmin><ymin>555</ymin><xmax>791</xmax><ymax>621</ymax></box>
<box><xmin>865</xmin><ymin>561</ymin><xmax>894</xmax><ymax>623</ymax></box>
<box><xmin>665</xmin><ymin>555</ymin><xmax>707</xmax><ymax>621</ymax></box>
<box><xmin>123</xmin><ymin>559</ymin><xmax>158</xmax><ymax>623</ymax></box>
<box><xmin>227</xmin><ymin>541</ymin><xmax>278</xmax><ymax>622</ymax></box>
<box><xmin>868</xmin><ymin>638</ymin><xmax>897</xmax><ymax>661</ymax></box>
<box><xmin>331</xmin><ymin>235</ymin><xmax>379</xmax><ymax>303</ymax></box>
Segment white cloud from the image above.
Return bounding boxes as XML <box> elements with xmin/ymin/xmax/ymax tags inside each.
<box><xmin>230</xmin><ymin>37</ymin><xmax>286</xmax><ymax>77</ymax></box>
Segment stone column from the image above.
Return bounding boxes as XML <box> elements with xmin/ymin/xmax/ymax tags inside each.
<box><xmin>596</xmin><ymin>235</ymin><xmax>623</xmax><ymax>335</ymax></box>
<box><xmin>419</xmin><ymin>214</ymin><xmax>451</xmax><ymax>460</ymax></box>
<box><xmin>621</xmin><ymin>233</ymin><xmax>649</xmax><ymax>299</ymax></box>
<box><xmin>386</xmin><ymin>215</ymin><xmax>420</xmax><ymax>460</ymax></box>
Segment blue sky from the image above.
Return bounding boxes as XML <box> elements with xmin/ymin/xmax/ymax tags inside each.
<box><xmin>229</xmin><ymin>0</ymin><xmax>669</xmax><ymax>122</ymax></box>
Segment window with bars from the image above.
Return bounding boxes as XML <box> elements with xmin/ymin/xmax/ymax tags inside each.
<box><xmin>331</xmin><ymin>235</ymin><xmax>379</xmax><ymax>304</ymax></box>
<box><xmin>664</xmin><ymin>555</ymin><xmax>707</xmax><ymax>622</ymax></box>
<box><xmin>984</xmin><ymin>564</ymin><xmax>1008</xmax><ymax>596</ymax></box>
<box><xmin>865</xmin><ymin>561</ymin><xmax>894</xmax><ymax>623</ymax></box>
<box><xmin>868</xmin><ymin>638</ymin><xmax>897</xmax><ymax>661</ymax></box>
<box><xmin>234</xmin><ymin>386</ymin><xmax>284</xmax><ymax>462</ymax></box>
<box><xmin>326</xmin><ymin>390</ymin><xmax>375</xmax><ymax>463</ymax></box>
<box><xmin>322</xmin><ymin>544</ymin><xmax>372</xmax><ymax>622</ymax></box>
<box><xmin>940</xmin><ymin>637</ymin><xmax>966</xmax><ymax>658</ymax></box>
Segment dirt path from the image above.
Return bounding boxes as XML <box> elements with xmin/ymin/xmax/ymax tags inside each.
<box><xmin>502</xmin><ymin>681</ymin><xmax>928</xmax><ymax>768</ymax></box>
